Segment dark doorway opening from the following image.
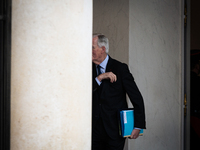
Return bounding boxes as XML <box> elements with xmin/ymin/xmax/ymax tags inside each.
<box><xmin>0</xmin><ymin>0</ymin><xmax>11</xmax><ymax>149</ymax></box>
<box><xmin>190</xmin><ymin>0</ymin><xmax>200</xmax><ymax>149</ymax></box>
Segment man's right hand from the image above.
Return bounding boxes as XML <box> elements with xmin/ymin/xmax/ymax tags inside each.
<box><xmin>97</xmin><ymin>72</ymin><xmax>117</xmax><ymax>83</ymax></box>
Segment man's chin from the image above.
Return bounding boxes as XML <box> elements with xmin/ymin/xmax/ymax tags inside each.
<box><xmin>92</xmin><ymin>60</ymin><xmax>99</xmax><ymax>65</ymax></box>
<box><xmin>92</xmin><ymin>57</ymin><xmax>96</xmax><ymax>62</ymax></box>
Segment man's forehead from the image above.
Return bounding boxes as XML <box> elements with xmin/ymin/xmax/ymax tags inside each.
<box><xmin>92</xmin><ymin>36</ymin><xmax>98</xmax><ymax>44</ymax></box>
<box><xmin>93</xmin><ymin>36</ymin><xmax>98</xmax><ymax>40</ymax></box>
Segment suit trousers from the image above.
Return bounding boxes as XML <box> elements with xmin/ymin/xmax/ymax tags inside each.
<box><xmin>92</xmin><ymin>118</ymin><xmax>126</xmax><ymax>150</ymax></box>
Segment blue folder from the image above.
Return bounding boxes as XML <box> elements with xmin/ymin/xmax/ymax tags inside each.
<box><xmin>120</xmin><ymin>109</ymin><xmax>143</xmax><ymax>137</ymax></box>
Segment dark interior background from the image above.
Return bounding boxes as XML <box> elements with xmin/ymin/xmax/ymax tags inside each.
<box><xmin>191</xmin><ymin>0</ymin><xmax>200</xmax><ymax>50</ymax></box>
<box><xmin>0</xmin><ymin>0</ymin><xmax>11</xmax><ymax>149</ymax></box>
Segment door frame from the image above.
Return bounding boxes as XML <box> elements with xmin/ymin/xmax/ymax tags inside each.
<box><xmin>183</xmin><ymin>0</ymin><xmax>191</xmax><ymax>150</ymax></box>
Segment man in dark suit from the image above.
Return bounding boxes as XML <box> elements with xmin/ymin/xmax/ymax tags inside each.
<box><xmin>92</xmin><ymin>33</ymin><xmax>146</xmax><ymax>150</ymax></box>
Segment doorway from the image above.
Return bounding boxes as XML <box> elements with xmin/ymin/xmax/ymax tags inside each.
<box><xmin>0</xmin><ymin>0</ymin><xmax>11</xmax><ymax>149</ymax></box>
<box><xmin>189</xmin><ymin>0</ymin><xmax>200</xmax><ymax>149</ymax></box>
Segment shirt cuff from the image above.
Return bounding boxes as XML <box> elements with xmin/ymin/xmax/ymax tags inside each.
<box><xmin>134</xmin><ymin>128</ymin><xmax>141</xmax><ymax>130</ymax></box>
<box><xmin>95</xmin><ymin>77</ymin><xmax>102</xmax><ymax>85</ymax></box>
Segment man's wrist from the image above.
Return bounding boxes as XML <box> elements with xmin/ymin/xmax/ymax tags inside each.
<box><xmin>134</xmin><ymin>128</ymin><xmax>141</xmax><ymax>130</ymax></box>
<box><xmin>97</xmin><ymin>75</ymin><xmax>102</xmax><ymax>82</ymax></box>
<box><xmin>95</xmin><ymin>77</ymin><xmax>102</xmax><ymax>85</ymax></box>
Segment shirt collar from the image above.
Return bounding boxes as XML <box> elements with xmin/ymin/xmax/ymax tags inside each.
<box><xmin>99</xmin><ymin>55</ymin><xmax>109</xmax><ymax>70</ymax></box>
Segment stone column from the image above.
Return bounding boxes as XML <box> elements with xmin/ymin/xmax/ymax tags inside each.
<box><xmin>11</xmin><ymin>0</ymin><xmax>92</xmax><ymax>149</ymax></box>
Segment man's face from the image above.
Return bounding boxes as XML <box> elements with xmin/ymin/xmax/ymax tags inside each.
<box><xmin>92</xmin><ymin>36</ymin><xmax>104</xmax><ymax>64</ymax></box>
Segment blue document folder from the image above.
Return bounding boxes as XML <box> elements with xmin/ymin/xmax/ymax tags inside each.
<box><xmin>120</xmin><ymin>109</ymin><xmax>143</xmax><ymax>137</ymax></box>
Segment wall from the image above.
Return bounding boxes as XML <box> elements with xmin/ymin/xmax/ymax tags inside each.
<box><xmin>11</xmin><ymin>0</ymin><xmax>92</xmax><ymax>149</ymax></box>
<box><xmin>93</xmin><ymin>0</ymin><xmax>129</xmax><ymax>64</ymax></box>
<box><xmin>129</xmin><ymin>0</ymin><xmax>183</xmax><ymax>150</ymax></box>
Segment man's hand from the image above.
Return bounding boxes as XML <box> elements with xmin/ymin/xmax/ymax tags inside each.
<box><xmin>97</xmin><ymin>72</ymin><xmax>117</xmax><ymax>83</ymax></box>
<box><xmin>129</xmin><ymin>129</ymin><xmax>140</xmax><ymax>139</ymax></box>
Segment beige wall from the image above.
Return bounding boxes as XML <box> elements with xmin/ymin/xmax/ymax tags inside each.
<box><xmin>129</xmin><ymin>0</ymin><xmax>183</xmax><ymax>149</ymax></box>
<box><xmin>93</xmin><ymin>0</ymin><xmax>129</xmax><ymax>64</ymax></box>
<box><xmin>11</xmin><ymin>0</ymin><xmax>92</xmax><ymax>149</ymax></box>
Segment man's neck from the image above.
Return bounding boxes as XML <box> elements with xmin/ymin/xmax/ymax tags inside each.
<box><xmin>93</xmin><ymin>54</ymin><xmax>107</xmax><ymax>65</ymax></box>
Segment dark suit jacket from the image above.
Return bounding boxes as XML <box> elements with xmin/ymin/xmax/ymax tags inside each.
<box><xmin>92</xmin><ymin>56</ymin><xmax>146</xmax><ymax>139</ymax></box>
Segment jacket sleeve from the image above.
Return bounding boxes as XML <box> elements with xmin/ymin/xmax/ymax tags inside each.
<box><xmin>121</xmin><ymin>63</ymin><xmax>146</xmax><ymax>129</ymax></box>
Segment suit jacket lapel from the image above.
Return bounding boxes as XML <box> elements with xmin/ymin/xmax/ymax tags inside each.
<box><xmin>99</xmin><ymin>56</ymin><xmax>114</xmax><ymax>99</ymax></box>
<box><xmin>105</xmin><ymin>55</ymin><xmax>113</xmax><ymax>73</ymax></box>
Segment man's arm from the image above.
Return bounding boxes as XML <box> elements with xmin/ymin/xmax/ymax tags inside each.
<box><xmin>121</xmin><ymin>64</ymin><xmax>146</xmax><ymax>129</ymax></box>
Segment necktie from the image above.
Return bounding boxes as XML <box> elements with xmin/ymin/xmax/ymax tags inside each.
<box><xmin>97</xmin><ymin>65</ymin><xmax>102</xmax><ymax>76</ymax></box>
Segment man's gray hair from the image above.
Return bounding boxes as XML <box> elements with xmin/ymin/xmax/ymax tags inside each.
<box><xmin>93</xmin><ymin>33</ymin><xmax>109</xmax><ymax>53</ymax></box>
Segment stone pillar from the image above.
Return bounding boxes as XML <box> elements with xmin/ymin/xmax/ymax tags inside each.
<box><xmin>11</xmin><ymin>0</ymin><xmax>92</xmax><ymax>149</ymax></box>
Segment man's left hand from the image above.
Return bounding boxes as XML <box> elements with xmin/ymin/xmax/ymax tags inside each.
<box><xmin>129</xmin><ymin>129</ymin><xmax>140</xmax><ymax>139</ymax></box>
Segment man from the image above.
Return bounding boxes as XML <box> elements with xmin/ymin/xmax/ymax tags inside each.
<box><xmin>92</xmin><ymin>33</ymin><xmax>146</xmax><ymax>150</ymax></box>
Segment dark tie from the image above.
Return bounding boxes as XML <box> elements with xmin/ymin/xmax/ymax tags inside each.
<box><xmin>97</xmin><ymin>65</ymin><xmax>102</xmax><ymax>76</ymax></box>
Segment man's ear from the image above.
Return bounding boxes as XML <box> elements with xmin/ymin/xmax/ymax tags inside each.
<box><xmin>102</xmin><ymin>46</ymin><xmax>106</xmax><ymax>52</ymax></box>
